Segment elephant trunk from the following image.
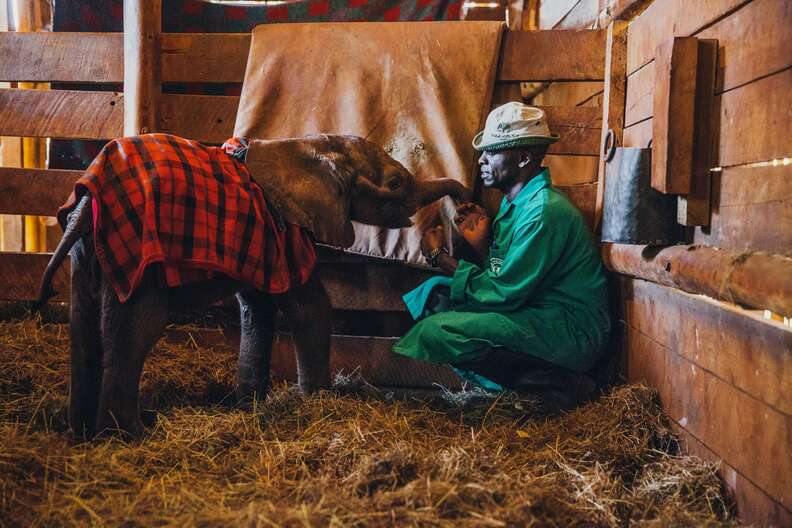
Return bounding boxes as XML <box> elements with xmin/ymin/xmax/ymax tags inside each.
<box><xmin>417</xmin><ymin>178</ymin><xmax>469</xmax><ymax>208</ymax></box>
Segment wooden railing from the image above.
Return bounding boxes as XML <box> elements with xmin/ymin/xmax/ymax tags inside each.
<box><xmin>0</xmin><ymin>1</ymin><xmax>606</xmax><ymax>305</ymax></box>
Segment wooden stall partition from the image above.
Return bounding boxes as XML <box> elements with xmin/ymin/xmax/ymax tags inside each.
<box><xmin>608</xmin><ymin>0</ymin><xmax>792</xmax><ymax>523</ymax></box>
<box><xmin>0</xmin><ymin>19</ymin><xmax>609</xmax><ymax>385</ymax></box>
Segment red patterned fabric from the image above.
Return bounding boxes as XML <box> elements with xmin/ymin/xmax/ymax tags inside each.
<box><xmin>58</xmin><ymin>134</ymin><xmax>316</xmax><ymax>302</ymax></box>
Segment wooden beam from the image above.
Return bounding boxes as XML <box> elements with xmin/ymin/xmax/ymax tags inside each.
<box><xmin>624</xmin><ymin>62</ymin><xmax>653</xmax><ymax>127</ymax></box>
<box><xmin>498</xmin><ymin>29</ymin><xmax>606</xmax><ymax>81</ymax></box>
<box><xmin>595</xmin><ymin>21</ymin><xmax>627</xmax><ymax>233</ymax></box>
<box><xmin>698</xmin><ymin>0</ymin><xmax>792</xmax><ymax>95</ymax></box>
<box><xmin>544</xmin><ymin>154</ymin><xmax>599</xmax><ymax>185</ymax></box>
<box><xmin>543</xmin><ymin>105</ymin><xmax>602</xmax><ymax>156</ymax></box>
<box><xmin>651</xmin><ymin>36</ymin><xmax>698</xmax><ymax>195</ymax></box>
<box><xmin>602</xmin><ymin>243</ymin><xmax>792</xmax><ymax>318</ymax></box>
<box><xmin>557</xmin><ymin>182</ymin><xmax>597</xmax><ymax>229</ymax></box>
<box><xmin>622</xmin><ymin>278</ymin><xmax>792</xmax><ymax>512</ymax></box>
<box><xmin>0</xmin><ymin>32</ymin><xmax>124</xmax><ymax>83</ymax></box>
<box><xmin>124</xmin><ymin>0</ymin><xmax>161</xmax><ymax>135</ymax></box>
<box><xmin>622</xmin><ymin>117</ymin><xmax>651</xmax><ymax>148</ymax></box>
<box><xmin>0</xmin><ymin>168</ymin><xmax>80</xmax><ymax>216</ymax></box>
<box><xmin>625</xmin><ymin>0</ymin><xmax>750</xmax><ymax>75</ymax></box>
<box><xmin>269</xmin><ymin>334</ymin><xmax>461</xmax><ymax>388</ymax></box>
<box><xmin>0</xmin><ymin>251</ymin><xmax>438</xmax><ymax>313</ymax></box>
<box><xmin>0</xmin><ymin>88</ymin><xmax>123</xmax><ymax>139</ymax></box>
<box><xmin>694</xmin><ymin>164</ymin><xmax>792</xmax><ymax>258</ymax></box>
<box><xmin>678</xmin><ymin>39</ymin><xmax>717</xmax><ymax>226</ymax></box>
<box><xmin>161</xmin><ymin>33</ymin><xmax>249</xmax><ymax>83</ymax></box>
<box><xmin>0</xmin><ymin>252</ymin><xmax>68</xmax><ymax>302</ymax></box>
<box><xmin>159</xmin><ymin>93</ymin><xmax>238</xmax><ymax>144</ymax></box>
<box><xmin>714</xmin><ymin>67</ymin><xmax>792</xmax><ymax>169</ymax></box>
<box><xmin>162</xmin><ymin>29</ymin><xmax>607</xmax><ymax>84</ymax></box>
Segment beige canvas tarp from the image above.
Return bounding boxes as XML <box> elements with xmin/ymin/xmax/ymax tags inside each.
<box><xmin>234</xmin><ymin>21</ymin><xmax>504</xmax><ymax>263</ymax></box>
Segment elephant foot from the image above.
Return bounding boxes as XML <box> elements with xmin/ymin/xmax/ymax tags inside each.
<box><xmin>94</xmin><ymin>412</ymin><xmax>145</xmax><ymax>440</ymax></box>
<box><xmin>235</xmin><ymin>382</ymin><xmax>270</xmax><ymax>411</ymax></box>
<box><xmin>68</xmin><ymin>404</ymin><xmax>98</xmax><ymax>441</ymax></box>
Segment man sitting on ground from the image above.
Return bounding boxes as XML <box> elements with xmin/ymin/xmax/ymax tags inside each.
<box><xmin>393</xmin><ymin>102</ymin><xmax>610</xmax><ymax>410</ymax></box>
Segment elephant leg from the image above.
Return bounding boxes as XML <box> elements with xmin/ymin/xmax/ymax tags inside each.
<box><xmin>67</xmin><ymin>240</ymin><xmax>103</xmax><ymax>439</ymax></box>
<box><xmin>235</xmin><ymin>289</ymin><xmax>276</xmax><ymax>407</ymax></box>
<box><xmin>96</xmin><ymin>275</ymin><xmax>168</xmax><ymax>437</ymax></box>
<box><xmin>276</xmin><ymin>273</ymin><xmax>332</xmax><ymax>393</ymax></box>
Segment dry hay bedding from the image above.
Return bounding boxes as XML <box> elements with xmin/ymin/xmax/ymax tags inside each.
<box><xmin>0</xmin><ymin>317</ymin><xmax>735</xmax><ymax>527</ymax></box>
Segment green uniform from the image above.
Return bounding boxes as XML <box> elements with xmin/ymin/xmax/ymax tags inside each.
<box><xmin>393</xmin><ymin>169</ymin><xmax>610</xmax><ymax>377</ymax></box>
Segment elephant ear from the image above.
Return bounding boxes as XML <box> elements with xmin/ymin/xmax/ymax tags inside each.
<box><xmin>244</xmin><ymin>138</ymin><xmax>356</xmax><ymax>248</ymax></box>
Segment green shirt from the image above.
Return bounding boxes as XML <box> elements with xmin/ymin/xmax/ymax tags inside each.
<box><xmin>393</xmin><ymin>169</ymin><xmax>610</xmax><ymax>373</ymax></box>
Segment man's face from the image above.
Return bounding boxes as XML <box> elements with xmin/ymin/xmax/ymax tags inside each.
<box><xmin>478</xmin><ymin>149</ymin><xmax>523</xmax><ymax>190</ymax></box>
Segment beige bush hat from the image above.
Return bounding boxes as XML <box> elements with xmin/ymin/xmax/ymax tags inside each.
<box><xmin>472</xmin><ymin>102</ymin><xmax>560</xmax><ymax>152</ymax></box>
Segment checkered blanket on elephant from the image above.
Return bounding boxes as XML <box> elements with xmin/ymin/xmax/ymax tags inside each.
<box><xmin>58</xmin><ymin>134</ymin><xmax>316</xmax><ymax>302</ymax></box>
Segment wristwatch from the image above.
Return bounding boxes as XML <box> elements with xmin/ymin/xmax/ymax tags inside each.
<box><xmin>425</xmin><ymin>246</ymin><xmax>448</xmax><ymax>267</ymax></box>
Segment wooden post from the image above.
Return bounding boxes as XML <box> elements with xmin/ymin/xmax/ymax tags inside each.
<box><xmin>124</xmin><ymin>0</ymin><xmax>161</xmax><ymax>136</ymax></box>
<box><xmin>677</xmin><ymin>39</ymin><xmax>717</xmax><ymax>226</ymax></box>
<box><xmin>651</xmin><ymin>36</ymin><xmax>698</xmax><ymax>195</ymax></box>
<box><xmin>594</xmin><ymin>21</ymin><xmax>627</xmax><ymax>234</ymax></box>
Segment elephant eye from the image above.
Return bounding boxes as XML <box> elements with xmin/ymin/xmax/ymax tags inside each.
<box><xmin>386</xmin><ymin>176</ymin><xmax>401</xmax><ymax>191</ymax></box>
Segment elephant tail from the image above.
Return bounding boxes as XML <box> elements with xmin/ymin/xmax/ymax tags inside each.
<box><xmin>34</xmin><ymin>194</ymin><xmax>92</xmax><ymax>310</ymax></box>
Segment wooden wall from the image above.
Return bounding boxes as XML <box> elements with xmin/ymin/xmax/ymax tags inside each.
<box><xmin>610</xmin><ymin>0</ymin><xmax>792</xmax><ymax>524</ymax></box>
<box><xmin>531</xmin><ymin>0</ymin><xmax>604</xmax><ymax>230</ymax></box>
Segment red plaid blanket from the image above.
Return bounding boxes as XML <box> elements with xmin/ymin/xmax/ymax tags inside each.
<box><xmin>58</xmin><ymin>134</ymin><xmax>316</xmax><ymax>302</ymax></box>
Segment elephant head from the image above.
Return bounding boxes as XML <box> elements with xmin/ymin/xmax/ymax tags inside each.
<box><xmin>244</xmin><ymin>135</ymin><xmax>468</xmax><ymax>248</ymax></box>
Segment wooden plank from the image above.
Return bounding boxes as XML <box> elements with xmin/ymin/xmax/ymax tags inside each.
<box><xmin>557</xmin><ymin>182</ymin><xmax>597</xmax><ymax>229</ymax></box>
<box><xmin>595</xmin><ymin>21</ymin><xmax>627</xmax><ymax>233</ymax></box>
<box><xmin>694</xmin><ymin>164</ymin><xmax>792</xmax><ymax>257</ymax></box>
<box><xmin>622</xmin><ymin>116</ymin><xmax>651</xmax><ymax>148</ymax></box>
<box><xmin>623</xmin><ymin>277</ymin><xmax>792</xmax><ymax>416</ymax></box>
<box><xmin>498</xmin><ymin>29</ymin><xmax>606</xmax><ymax>81</ymax></box>
<box><xmin>603</xmin><ymin>242</ymin><xmax>792</xmax><ymax>318</ymax></box>
<box><xmin>270</xmin><ymin>334</ymin><xmax>461</xmax><ymax>389</ymax></box>
<box><xmin>678</xmin><ymin>39</ymin><xmax>717</xmax><ymax>226</ymax></box>
<box><xmin>624</xmin><ymin>281</ymin><xmax>792</xmax><ymax>510</ymax></box>
<box><xmin>544</xmin><ymin>154</ymin><xmax>599</xmax><ymax>185</ymax></box>
<box><xmin>162</xmin><ymin>29</ymin><xmax>605</xmax><ymax>84</ymax></box>
<box><xmin>671</xmin><ymin>422</ymin><xmax>792</xmax><ymax>527</ymax></box>
<box><xmin>714</xmin><ymin>67</ymin><xmax>792</xmax><ymax>168</ymax></box>
<box><xmin>161</xmin><ymin>33</ymin><xmax>249</xmax><ymax>84</ymax></box>
<box><xmin>625</xmin><ymin>0</ymin><xmax>792</xmax><ymax>153</ymax></box>
<box><xmin>530</xmin><ymin>81</ymin><xmax>603</xmax><ymax>107</ymax></box>
<box><xmin>0</xmin><ymin>251</ymin><xmax>436</xmax><ymax>313</ymax></box>
<box><xmin>159</xmin><ymin>94</ymin><xmax>238</xmax><ymax>144</ymax></box>
<box><xmin>624</xmin><ymin>62</ymin><xmax>653</xmax><ymax>127</ymax></box>
<box><xmin>0</xmin><ymin>167</ymin><xmax>80</xmax><ymax>216</ymax></box>
<box><xmin>651</xmin><ymin>36</ymin><xmax>698</xmax><ymax>194</ymax></box>
<box><xmin>0</xmin><ymin>252</ymin><xmax>68</xmax><ymax>302</ymax></box>
<box><xmin>544</xmin><ymin>105</ymin><xmax>602</xmax><ymax>156</ymax></box>
<box><xmin>124</xmin><ymin>0</ymin><xmax>161</xmax><ymax>135</ymax></box>
<box><xmin>318</xmin><ymin>261</ymin><xmax>436</xmax><ymax>312</ymax></box>
<box><xmin>0</xmin><ymin>88</ymin><xmax>123</xmax><ymax>139</ymax></box>
<box><xmin>697</xmin><ymin>0</ymin><xmax>792</xmax><ymax>94</ymax></box>
<box><xmin>626</xmin><ymin>0</ymin><xmax>750</xmax><ymax>75</ymax></box>
<box><xmin>0</xmin><ymin>32</ymin><xmax>123</xmax><ymax>83</ymax></box>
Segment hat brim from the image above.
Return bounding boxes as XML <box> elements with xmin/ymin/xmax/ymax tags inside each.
<box><xmin>472</xmin><ymin>131</ymin><xmax>560</xmax><ymax>152</ymax></box>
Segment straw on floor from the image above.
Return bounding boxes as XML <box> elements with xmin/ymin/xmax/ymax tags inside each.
<box><xmin>0</xmin><ymin>317</ymin><xmax>735</xmax><ymax>527</ymax></box>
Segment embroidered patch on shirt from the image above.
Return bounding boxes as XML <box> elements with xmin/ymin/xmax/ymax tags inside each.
<box><xmin>489</xmin><ymin>257</ymin><xmax>504</xmax><ymax>275</ymax></box>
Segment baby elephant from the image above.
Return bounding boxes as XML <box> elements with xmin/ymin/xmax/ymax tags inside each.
<box><xmin>38</xmin><ymin>133</ymin><xmax>466</xmax><ymax>438</ymax></box>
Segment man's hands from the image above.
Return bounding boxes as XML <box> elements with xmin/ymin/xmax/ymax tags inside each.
<box><xmin>454</xmin><ymin>203</ymin><xmax>492</xmax><ymax>259</ymax></box>
<box><xmin>420</xmin><ymin>225</ymin><xmax>446</xmax><ymax>257</ymax></box>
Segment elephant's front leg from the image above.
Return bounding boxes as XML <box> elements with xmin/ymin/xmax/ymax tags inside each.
<box><xmin>96</xmin><ymin>277</ymin><xmax>168</xmax><ymax>437</ymax></box>
<box><xmin>276</xmin><ymin>273</ymin><xmax>332</xmax><ymax>393</ymax></box>
<box><xmin>235</xmin><ymin>290</ymin><xmax>276</xmax><ymax>406</ymax></box>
